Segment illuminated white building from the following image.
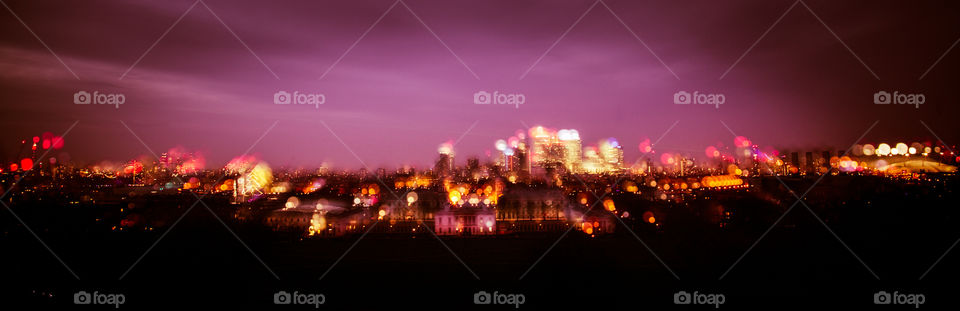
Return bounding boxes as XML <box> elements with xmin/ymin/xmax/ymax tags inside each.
<box><xmin>435</xmin><ymin>205</ymin><xmax>496</xmax><ymax>236</ymax></box>
<box><xmin>599</xmin><ymin>138</ymin><xmax>624</xmax><ymax>173</ymax></box>
<box><xmin>557</xmin><ymin>129</ymin><xmax>582</xmax><ymax>173</ymax></box>
<box><xmin>582</xmin><ymin>147</ymin><xmax>603</xmax><ymax>174</ymax></box>
<box><xmin>530</xmin><ymin>126</ymin><xmax>553</xmax><ymax>166</ymax></box>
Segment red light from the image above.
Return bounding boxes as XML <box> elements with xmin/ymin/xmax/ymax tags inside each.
<box><xmin>52</xmin><ymin>136</ymin><xmax>64</xmax><ymax>149</ymax></box>
<box><xmin>20</xmin><ymin>158</ymin><xmax>33</xmax><ymax>171</ymax></box>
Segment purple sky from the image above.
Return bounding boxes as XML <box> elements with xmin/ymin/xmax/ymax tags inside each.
<box><xmin>1</xmin><ymin>0</ymin><xmax>958</xmax><ymax>169</ymax></box>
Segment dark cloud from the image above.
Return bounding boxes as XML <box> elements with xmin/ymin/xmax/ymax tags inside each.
<box><xmin>1</xmin><ymin>0</ymin><xmax>957</xmax><ymax>168</ymax></box>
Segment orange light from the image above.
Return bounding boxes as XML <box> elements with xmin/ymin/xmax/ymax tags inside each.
<box><xmin>603</xmin><ymin>199</ymin><xmax>616</xmax><ymax>211</ymax></box>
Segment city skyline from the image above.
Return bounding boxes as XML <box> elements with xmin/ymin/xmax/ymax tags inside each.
<box><xmin>2</xmin><ymin>1</ymin><xmax>959</xmax><ymax>308</ymax></box>
<box><xmin>4</xmin><ymin>121</ymin><xmax>956</xmax><ymax>171</ymax></box>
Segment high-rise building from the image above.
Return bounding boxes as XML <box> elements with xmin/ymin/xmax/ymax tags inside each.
<box><xmin>790</xmin><ymin>152</ymin><xmax>800</xmax><ymax>171</ymax></box>
<box><xmin>599</xmin><ymin>138</ymin><xmax>624</xmax><ymax>173</ymax></box>
<box><xmin>557</xmin><ymin>129</ymin><xmax>582</xmax><ymax>173</ymax></box>
<box><xmin>503</xmin><ymin>148</ymin><xmax>517</xmax><ymax>172</ymax></box>
<box><xmin>436</xmin><ymin>142</ymin><xmax>455</xmax><ymax>176</ymax></box>
<box><xmin>530</xmin><ymin>126</ymin><xmax>552</xmax><ymax>166</ymax></box>
<box><xmin>582</xmin><ymin>147</ymin><xmax>602</xmax><ymax>174</ymax></box>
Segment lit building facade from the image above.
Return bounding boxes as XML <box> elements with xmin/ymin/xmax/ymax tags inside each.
<box><xmin>599</xmin><ymin>138</ymin><xmax>624</xmax><ymax>173</ymax></box>
<box><xmin>558</xmin><ymin>129</ymin><xmax>582</xmax><ymax>173</ymax></box>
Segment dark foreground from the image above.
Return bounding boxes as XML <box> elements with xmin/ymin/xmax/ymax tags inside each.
<box><xmin>1</xmin><ymin>177</ymin><xmax>958</xmax><ymax>309</ymax></box>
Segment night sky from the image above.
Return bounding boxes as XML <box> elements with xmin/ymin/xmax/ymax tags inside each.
<box><xmin>1</xmin><ymin>0</ymin><xmax>958</xmax><ymax>169</ymax></box>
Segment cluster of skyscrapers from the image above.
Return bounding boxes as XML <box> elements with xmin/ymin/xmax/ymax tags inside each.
<box><xmin>484</xmin><ymin>126</ymin><xmax>624</xmax><ymax>175</ymax></box>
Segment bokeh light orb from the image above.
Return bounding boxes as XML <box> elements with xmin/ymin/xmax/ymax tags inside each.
<box><xmin>734</xmin><ymin>136</ymin><xmax>751</xmax><ymax>148</ymax></box>
<box><xmin>642</xmin><ymin>211</ymin><xmax>656</xmax><ymax>224</ymax></box>
<box><xmin>494</xmin><ymin>139</ymin><xmax>507</xmax><ymax>151</ymax></box>
<box><xmin>638</xmin><ymin>138</ymin><xmax>652</xmax><ymax>153</ymax></box>
<box><xmin>877</xmin><ymin>143</ymin><xmax>891</xmax><ymax>156</ymax></box>
<box><xmin>285</xmin><ymin>196</ymin><xmax>300</xmax><ymax>209</ymax></box>
<box><xmin>20</xmin><ymin>158</ymin><xmax>33</xmax><ymax>171</ymax></box>
<box><xmin>603</xmin><ymin>199</ymin><xmax>616</xmax><ymax>211</ymax></box>
<box><xmin>705</xmin><ymin>146</ymin><xmax>719</xmax><ymax>158</ymax></box>
<box><xmin>895</xmin><ymin>143</ymin><xmax>908</xmax><ymax>155</ymax></box>
<box><xmin>508</xmin><ymin>136</ymin><xmax>520</xmax><ymax>148</ymax></box>
<box><xmin>52</xmin><ymin>136</ymin><xmax>65</xmax><ymax>149</ymax></box>
<box><xmin>660</xmin><ymin>153</ymin><xmax>675</xmax><ymax>165</ymax></box>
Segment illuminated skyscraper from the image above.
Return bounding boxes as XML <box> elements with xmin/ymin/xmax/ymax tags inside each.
<box><xmin>530</xmin><ymin>126</ymin><xmax>552</xmax><ymax>166</ymax></box>
<box><xmin>503</xmin><ymin>147</ymin><xmax>517</xmax><ymax>172</ymax></box>
<box><xmin>599</xmin><ymin>138</ymin><xmax>624</xmax><ymax>173</ymax></box>
<box><xmin>582</xmin><ymin>146</ymin><xmax>602</xmax><ymax>174</ymax></box>
<box><xmin>557</xmin><ymin>129</ymin><xmax>582</xmax><ymax>173</ymax></box>
<box><xmin>436</xmin><ymin>142</ymin><xmax>455</xmax><ymax>176</ymax></box>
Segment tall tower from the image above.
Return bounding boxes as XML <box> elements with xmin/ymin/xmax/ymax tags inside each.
<box><xmin>599</xmin><ymin>138</ymin><xmax>623</xmax><ymax>173</ymax></box>
<box><xmin>530</xmin><ymin>126</ymin><xmax>552</xmax><ymax>166</ymax></box>
<box><xmin>436</xmin><ymin>142</ymin><xmax>455</xmax><ymax>176</ymax></box>
<box><xmin>557</xmin><ymin>129</ymin><xmax>582</xmax><ymax>173</ymax></box>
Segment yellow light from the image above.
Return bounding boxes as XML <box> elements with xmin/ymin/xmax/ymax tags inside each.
<box><xmin>877</xmin><ymin>143</ymin><xmax>891</xmax><ymax>156</ymax></box>
<box><xmin>603</xmin><ymin>199</ymin><xmax>616</xmax><ymax>211</ymax></box>
<box><xmin>896</xmin><ymin>143</ymin><xmax>908</xmax><ymax>155</ymax></box>
<box><xmin>448</xmin><ymin>190</ymin><xmax>461</xmax><ymax>204</ymax></box>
